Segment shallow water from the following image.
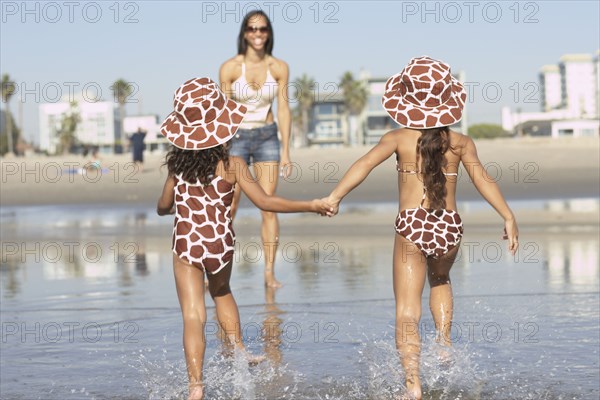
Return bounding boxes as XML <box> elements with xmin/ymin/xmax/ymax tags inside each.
<box><xmin>1</xmin><ymin>203</ymin><xmax>599</xmax><ymax>399</ymax></box>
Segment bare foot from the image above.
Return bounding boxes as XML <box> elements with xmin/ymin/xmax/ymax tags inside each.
<box><xmin>188</xmin><ymin>383</ymin><xmax>203</xmax><ymax>400</ymax></box>
<box><xmin>264</xmin><ymin>275</ymin><xmax>282</xmax><ymax>288</ymax></box>
<box><xmin>405</xmin><ymin>375</ymin><xmax>422</xmax><ymax>400</ymax></box>
<box><xmin>244</xmin><ymin>350</ymin><xmax>267</xmax><ymax>366</ymax></box>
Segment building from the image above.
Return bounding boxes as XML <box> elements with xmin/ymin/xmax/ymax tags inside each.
<box><xmin>559</xmin><ymin>54</ymin><xmax>597</xmax><ymax>118</ymax></box>
<box><xmin>307</xmin><ymin>92</ymin><xmax>347</xmax><ymax>147</ymax></box>
<box><xmin>503</xmin><ymin>51</ymin><xmax>600</xmax><ymax>136</ymax></box>
<box><xmin>539</xmin><ymin>65</ymin><xmax>562</xmax><ymax>111</ymax></box>
<box><xmin>39</xmin><ymin>95</ymin><xmax>121</xmax><ymax>154</ymax></box>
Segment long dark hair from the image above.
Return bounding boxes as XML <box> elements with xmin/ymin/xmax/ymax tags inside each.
<box><xmin>164</xmin><ymin>144</ymin><xmax>229</xmax><ymax>185</ymax></box>
<box><xmin>237</xmin><ymin>10</ymin><xmax>274</xmax><ymax>55</ymax></box>
<box><xmin>416</xmin><ymin>127</ymin><xmax>450</xmax><ymax>209</ymax></box>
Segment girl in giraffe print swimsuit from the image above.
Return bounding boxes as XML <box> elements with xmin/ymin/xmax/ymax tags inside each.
<box><xmin>157</xmin><ymin>77</ymin><xmax>332</xmax><ymax>400</ymax></box>
<box><xmin>326</xmin><ymin>57</ymin><xmax>519</xmax><ymax>400</ymax></box>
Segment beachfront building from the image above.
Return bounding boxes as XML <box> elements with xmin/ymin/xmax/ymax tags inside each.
<box><xmin>123</xmin><ymin>115</ymin><xmax>168</xmax><ymax>152</ymax></box>
<box><xmin>540</xmin><ymin>65</ymin><xmax>562</xmax><ymax>112</ymax></box>
<box><xmin>306</xmin><ymin>92</ymin><xmax>348</xmax><ymax>147</ymax></box>
<box><xmin>39</xmin><ymin>95</ymin><xmax>121</xmax><ymax>154</ymax></box>
<box><xmin>559</xmin><ymin>54</ymin><xmax>597</xmax><ymax>118</ymax></box>
<box><xmin>503</xmin><ymin>51</ymin><xmax>600</xmax><ymax>136</ymax></box>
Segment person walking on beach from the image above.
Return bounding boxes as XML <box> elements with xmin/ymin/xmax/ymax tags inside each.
<box><xmin>129</xmin><ymin>127</ymin><xmax>146</xmax><ymax>171</ymax></box>
<box><xmin>324</xmin><ymin>56</ymin><xmax>519</xmax><ymax>399</ymax></box>
<box><xmin>156</xmin><ymin>77</ymin><xmax>331</xmax><ymax>400</ymax></box>
<box><xmin>219</xmin><ymin>10</ymin><xmax>292</xmax><ymax>288</ymax></box>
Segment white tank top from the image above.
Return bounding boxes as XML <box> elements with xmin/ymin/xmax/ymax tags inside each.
<box><xmin>231</xmin><ymin>61</ymin><xmax>278</xmax><ymax>129</ymax></box>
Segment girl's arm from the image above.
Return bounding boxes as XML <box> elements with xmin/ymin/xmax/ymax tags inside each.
<box><xmin>274</xmin><ymin>59</ymin><xmax>292</xmax><ymax>177</ymax></box>
<box><xmin>327</xmin><ymin>132</ymin><xmax>397</xmax><ymax>213</ymax></box>
<box><xmin>230</xmin><ymin>157</ymin><xmax>331</xmax><ymax>215</ymax></box>
<box><xmin>157</xmin><ymin>175</ymin><xmax>176</xmax><ymax>216</ymax></box>
<box><xmin>461</xmin><ymin>136</ymin><xmax>519</xmax><ymax>254</ymax></box>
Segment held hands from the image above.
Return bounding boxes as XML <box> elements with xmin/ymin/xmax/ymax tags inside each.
<box><xmin>311</xmin><ymin>198</ymin><xmax>335</xmax><ymax>217</ymax></box>
<box><xmin>502</xmin><ymin>218</ymin><xmax>519</xmax><ymax>256</ymax></box>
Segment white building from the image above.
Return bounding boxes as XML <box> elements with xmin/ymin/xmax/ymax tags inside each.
<box><xmin>539</xmin><ymin>64</ymin><xmax>562</xmax><ymax>111</ymax></box>
<box><xmin>503</xmin><ymin>51</ymin><xmax>600</xmax><ymax>136</ymax></box>
<box><xmin>551</xmin><ymin>119</ymin><xmax>599</xmax><ymax>138</ymax></box>
<box><xmin>559</xmin><ymin>54</ymin><xmax>597</xmax><ymax>118</ymax></box>
<box><xmin>39</xmin><ymin>95</ymin><xmax>121</xmax><ymax>154</ymax></box>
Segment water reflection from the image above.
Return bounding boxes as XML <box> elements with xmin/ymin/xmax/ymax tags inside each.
<box><xmin>547</xmin><ymin>239</ymin><xmax>599</xmax><ymax>286</ymax></box>
<box><xmin>262</xmin><ymin>286</ymin><xmax>283</xmax><ymax>366</ymax></box>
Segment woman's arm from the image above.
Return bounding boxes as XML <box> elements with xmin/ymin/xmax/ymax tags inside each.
<box><xmin>231</xmin><ymin>157</ymin><xmax>331</xmax><ymax>215</ymax></box>
<box><xmin>327</xmin><ymin>132</ymin><xmax>397</xmax><ymax>213</ymax></box>
<box><xmin>219</xmin><ymin>59</ymin><xmax>236</xmax><ymax>99</ymax></box>
<box><xmin>273</xmin><ymin>59</ymin><xmax>292</xmax><ymax>177</ymax></box>
<box><xmin>461</xmin><ymin>136</ymin><xmax>519</xmax><ymax>254</ymax></box>
<box><xmin>157</xmin><ymin>175</ymin><xmax>176</xmax><ymax>216</ymax></box>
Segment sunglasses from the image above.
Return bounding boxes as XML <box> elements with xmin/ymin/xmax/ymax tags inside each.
<box><xmin>245</xmin><ymin>26</ymin><xmax>269</xmax><ymax>34</ymax></box>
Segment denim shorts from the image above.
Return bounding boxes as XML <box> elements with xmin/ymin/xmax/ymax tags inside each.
<box><xmin>229</xmin><ymin>122</ymin><xmax>281</xmax><ymax>165</ymax></box>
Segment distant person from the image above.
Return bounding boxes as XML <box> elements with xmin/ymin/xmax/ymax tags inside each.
<box><xmin>156</xmin><ymin>77</ymin><xmax>331</xmax><ymax>400</ymax></box>
<box><xmin>219</xmin><ymin>10</ymin><xmax>292</xmax><ymax>288</ymax></box>
<box><xmin>129</xmin><ymin>127</ymin><xmax>146</xmax><ymax>171</ymax></box>
<box><xmin>324</xmin><ymin>56</ymin><xmax>519</xmax><ymax>399</ymax></box>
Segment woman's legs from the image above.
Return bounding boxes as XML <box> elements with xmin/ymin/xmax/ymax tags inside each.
<box><xmin>393</xmin><ymin>235</ymin><xmax>427</xmax><ymax>399</ymax></box>
<box><xmin>427</xmin><ymin>245</ymin><xmax>460</xmax><ymax>348</ymax></box>
<box><xmin>253</xmin><ymin>161</ymin><xmax>281</xmax><ymax>288</ymax></box>
<box><xmin>172</xmin><ymin>255</ymin><xmax>207</xmax><ymax>399</ymax></box>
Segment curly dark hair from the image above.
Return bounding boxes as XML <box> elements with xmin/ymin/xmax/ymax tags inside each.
<box><xmin>416</xmin><ymin>127</ymin><xmax>450</xmax><ymax>210</ymax></box>
<box><xmin>164</xmin><ymin>144</ymin><xmax>230</xmax><ymax>185</ymax></box>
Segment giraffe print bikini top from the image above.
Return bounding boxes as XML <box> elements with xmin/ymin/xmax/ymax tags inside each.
<box><xmin>396</xmin><ymin>162</ymin><xmax>458</xmax><ymax>209</ymax></box>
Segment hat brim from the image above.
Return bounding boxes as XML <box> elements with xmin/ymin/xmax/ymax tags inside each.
<box><xmin>382</xmin><ymin>77</ymin><xmax>467</xmax><ymax>129</ymax></box>
<box><xmin>160</xmin><ymin>98</ymin><xmax>247</xmax><ymax>150</ymax></box>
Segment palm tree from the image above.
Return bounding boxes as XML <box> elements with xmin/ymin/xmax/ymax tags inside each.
<box><xmin>58</xmin><ymin>101</ymin><xmax>81</xmax><ymax>154</ymax></box>
<box><xmin>1</xmin><ymin>74</ymin><xmax>17</xmax><ymax>155</ymax></box>
<box><xmin>292</xmin><ymin>74</ymin><xmax>316</xmax><ymax>147</ymax></box>
<box><xmin>340</xmin><ymin>72</ymin><xmax>368</xmax><ymax>146</ymax></box>
<box><xmin>111</xmin><ymin>79</ymin><xmax>133</xmax><ymax>152</ymax></box>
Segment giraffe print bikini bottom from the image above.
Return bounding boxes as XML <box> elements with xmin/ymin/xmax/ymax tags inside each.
<box><xmin>395</xmin><ymin>207</ymin><xmax>464</xmax><ymax>259</ymax></box>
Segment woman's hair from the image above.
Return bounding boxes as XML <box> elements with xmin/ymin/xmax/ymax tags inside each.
<box><xmin>164</xmin><ymin>144</ymin><xmax>229</xmax><ymax>185</ymax></box>
<box><xmin>416</xmin><ymin>127</ymin><xmax>450</xmax><ymax>209</ymax></box>
<box><xmin>237</xmin><ymin>10</ymin><xmax>274</xmax><ymax>55</ymax></box>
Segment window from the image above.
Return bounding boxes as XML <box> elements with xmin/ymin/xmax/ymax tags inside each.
<box><xmin>367</xmin><ymin>116</ymin><xmax>397</xmax><ymax>130</ymax></box>
<box><xmin>558</xmin><ymin>129</ymin><xmax>574</xmax><ymax>136</ymax></box>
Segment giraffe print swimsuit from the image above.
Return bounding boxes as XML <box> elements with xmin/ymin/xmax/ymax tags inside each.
<box><xmin>172</xmin><ymin>173</ymin><xmax>236</xmax><ymax>275</ymax></box>
<box><xmin>395</xmin><ymin>165</ymin><xmax>464</xmax><ymax>258</ymax></box>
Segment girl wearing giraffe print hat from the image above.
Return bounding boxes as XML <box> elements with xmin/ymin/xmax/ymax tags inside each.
<box><xmin>157</xmin><ymin>77</ymin><xmax>333</xmax><ymax>400</ymax></box>
<box><xmin>325</xmin><ymin>56</ymin><xmax>519</xmax><ymax>399</ymax></box>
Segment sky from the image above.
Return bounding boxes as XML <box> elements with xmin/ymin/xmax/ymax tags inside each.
<box><xmin>1</xmin><ymin>0</ymin><xmax>599</xmax><ymax>144</ymax></box>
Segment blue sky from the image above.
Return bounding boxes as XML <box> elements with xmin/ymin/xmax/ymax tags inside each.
<box><xmin>1</xmin><ymin>0</ymin><xmax>599</xmax><ymax>144</ymax></box>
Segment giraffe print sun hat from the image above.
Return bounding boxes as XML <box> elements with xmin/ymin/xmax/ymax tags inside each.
<box><xmin>160</xmin><ymin>77</ymin><xmax>247</xmax><ymax>149</ymax></box>
<box><xmin>382</xmin><ymin>56</ymin><xmax>467</xmax><ymax>129</ymax></box>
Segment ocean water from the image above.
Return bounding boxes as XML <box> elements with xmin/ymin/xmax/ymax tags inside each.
<box><xmin>1</xmin><ymin>204</ymin><xmax>599</xmax><ymax>399</ymax></box>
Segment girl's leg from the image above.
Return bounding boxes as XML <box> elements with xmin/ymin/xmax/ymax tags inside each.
<box><xmin>172</xmin><ymin>255</ymin><xmax>207</xmax><ymax>400</ymax></box>
<box><xmin>427</xmin><ymin>245</ymin><xmax>460</xmax><ymax>348</ymax></box>
<box><xmin>253</xmin><ymin>161</ymin><xmax>281</xmax><ymax>288</ymax></box>
<box><xmin>393</xmin><ymin>235</ymin><xmax>427</xmax><ymax>400</ymax></box>
<box><xmin>207</xmin><ymin>260</ymin><xmax>265</xmax><ymax>364</ymax></box>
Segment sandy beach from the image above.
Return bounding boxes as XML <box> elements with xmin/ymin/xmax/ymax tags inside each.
<box><xmin>1</xmin><ymin>136</ymin><xmax>599</xmax><ymax>207</ymax></box>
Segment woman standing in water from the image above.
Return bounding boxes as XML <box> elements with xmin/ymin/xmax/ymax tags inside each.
<box><xmin>326</xmin><ymin>56</ymin><xmax>519</xmax><ymax>399</ymax></box>
<box><xmin>220</xmin><ymin>10</ymin><xmax>292</xmax><ymax>288</ymax></box>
